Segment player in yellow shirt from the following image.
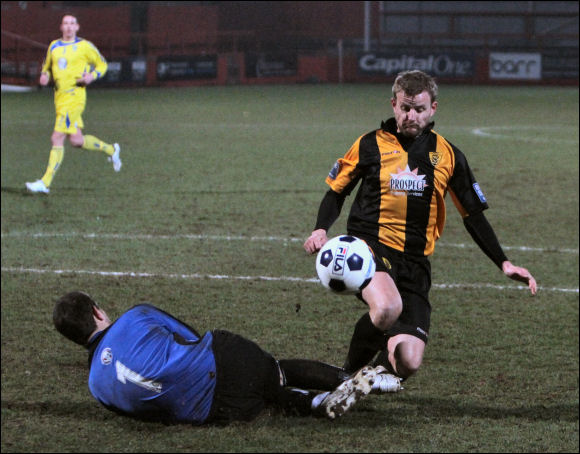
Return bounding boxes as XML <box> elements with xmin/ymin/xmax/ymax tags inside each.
<box><xmin>26</xmin><ymin>14</ymin><xmax>121</xmax><ymax>194</ymax></box>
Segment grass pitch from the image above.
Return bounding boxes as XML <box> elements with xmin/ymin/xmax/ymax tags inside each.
<box><xmin>1</xmin><ymin>83</ymin><xmax>578</xmax><ymax>452</ymax></box>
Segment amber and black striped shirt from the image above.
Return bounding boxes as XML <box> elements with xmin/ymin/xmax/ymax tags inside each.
<box><xmin>325</xmin><ymin>118</ymin><xmax>489</xmax><ymax>257</ymax></box>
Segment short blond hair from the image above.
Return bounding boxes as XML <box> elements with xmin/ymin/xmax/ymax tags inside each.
<box><xmin>392</xmin><ymin>70</ymin><xmax>438</xmax><ymax>103</ymax></box>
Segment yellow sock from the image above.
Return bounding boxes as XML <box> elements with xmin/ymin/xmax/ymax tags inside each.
<box><xmin>41</xmin><ymin>146</ymin><xmax>64</xmax><ymax>187</ymax></box>
<box><xmin>82</xmin><ymin>134</ymin><xmax>114</xmax><ymax>156</ymax></box>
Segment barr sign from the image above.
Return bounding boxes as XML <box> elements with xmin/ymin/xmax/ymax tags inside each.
<box><xmin>489</xmin><ymin>53</ymin><xmax>542</xmax><ymax>80</ymax></box>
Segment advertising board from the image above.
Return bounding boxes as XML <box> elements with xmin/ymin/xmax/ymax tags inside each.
<box><xmin>489</xmin><ymin>53</ymin><xmax>542</xmax><ymax>80</ymax></box>
<box><xmin>358</xmin><ymin>53</ymin><xmax>475</xmax><ymax>78</ymax></box>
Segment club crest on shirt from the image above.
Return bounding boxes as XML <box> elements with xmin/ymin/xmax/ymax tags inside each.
<box><xmin>429</xmin><ymin>151</ymin><xmax>441</xmax><ymax>166</ymax></box>
<box><xmin>100</xmin><ymin>347</ymin><xmax>113</xmax><ymax>365</ymax></box>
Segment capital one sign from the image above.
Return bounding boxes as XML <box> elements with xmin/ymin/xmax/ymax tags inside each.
<box><xmin>489</xmin><ymin>52</ymin><xmax>542</xmax><ymax>80</ymax></box>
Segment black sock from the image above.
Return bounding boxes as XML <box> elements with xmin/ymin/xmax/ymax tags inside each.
<box><xmin>278</xmin><ymin>359</ymin><xmax>349</xmax><ymax>390</ymax></box>
<box><xmin>372</xmin><ymin>348</ymin><xmax>397</xmax><ymax>374</ymax></box>
<box><xmin>270</xmin><ymin>387</ymin><xmax>318</xmax><ymax>417</ymax></box>
<box><xmin>343</xmin><ymin>312</ymin><xmax>386</xmax><ymax>373</ymax></box>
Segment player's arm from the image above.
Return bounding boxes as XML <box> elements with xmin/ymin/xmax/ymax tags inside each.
<box><xmin>304</xmin><ymin>190</ymin><xmax>346</xmax><ymax>254</ymax></box>
<box><xmin>463</xmin><ymin>212</ymin><xmax>507</xmax><ymax>269</ymax></box>
<box><xmin>448</xmin><ymin>144</ymin><xmax>537</xmax><ymax>295</ymax></box>
<box><xmin>463</xmin><ymin>212</ymin><xmax>537</xmax><ymax>295</ymax></box>
<box><xmin>305</xmin><ymin>136</ymin><xmax>364</xmax><ymax>254</ymax></box>
<box><xmin>76</xmin><ymin>41</ymin><xmax>108</xmax><ymax>86</ymax></box>
<box><xmin>88</xmin><ymin>49</ymin><xmax>108</xmax><ymax>82</ymax></box>
<box><xmin>39</xmin><ymin>46</ymin><xmax>52</xmax><ymax>86</ymax></box>
<box><xmin>463</xmin><ymin>211</ymin><xmax>507</xmax><ymax>269</ymax></box>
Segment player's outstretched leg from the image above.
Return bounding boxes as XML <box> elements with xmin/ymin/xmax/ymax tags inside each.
<box><xmin>82</xmin><ymin>135</ymin><xmax>121</xmax><ymax>172</ymax></box>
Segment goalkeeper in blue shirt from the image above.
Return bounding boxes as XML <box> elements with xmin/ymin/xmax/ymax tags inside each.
<box><xmin>52</xmin><ymin>291</ymin><xmax>401</xmax><ymax>424</ymax></box>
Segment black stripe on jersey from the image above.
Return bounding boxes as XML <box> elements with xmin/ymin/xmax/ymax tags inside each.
<box><xmin>347</xmin><ymin>131</ymin><xmax>381</xmax><ymax>240</ymax></box>
<box><xmin>404</xmin><ymin>133</ymin><xmax>436</xmax><ymax>254</ymax></box>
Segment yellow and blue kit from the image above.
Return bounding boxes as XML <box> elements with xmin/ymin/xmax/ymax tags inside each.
<box><xmin>41</xmin><ymin>37</ymin><xmax>107</xmax><ymax>133</ymax></box>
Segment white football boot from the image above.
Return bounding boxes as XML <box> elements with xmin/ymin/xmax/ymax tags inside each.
<box><xmin>108</xmin><ymin>143</ymin><xmax>122</xmax><ymax>172</ymax></box>
<box><xmin>370</xmin><ymin>365</ymin><xmax>403</xmax><ymax>393</ymax></box>
<box><xmin>25</xmin><ymin>179</ymin><xmax>50</xmax><ymax>194</ymax></box>
<box><xmin>317</xmin><ymin>366</ymin><xmax>378</xmax><ymax>419</ymax></box>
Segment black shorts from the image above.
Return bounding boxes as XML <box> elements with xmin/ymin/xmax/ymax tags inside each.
<box><xmin>358</xmin><ymin>236</ymin><xmax>432</xmax><ymax>344</ymax></box>
<box><xmin>207</xmin><ymin>330</ymin><xmax>280</xmax><ymax>424</ymax></box>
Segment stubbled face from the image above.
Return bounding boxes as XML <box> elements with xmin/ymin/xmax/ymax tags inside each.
<box><xmin>391</xmin><ymin>90</ymin><xmax>437</xmax><ymax>138</ymax></box>
<box><xmin>60</xmin><ymin>15</ymin><xmax>79</xmax><ymax>41</ymax></box>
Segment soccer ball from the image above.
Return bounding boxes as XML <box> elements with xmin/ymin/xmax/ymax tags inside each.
<box><xmin>316</xmin><ymin>235</ymin><xmax>376</xmax><ymax>294</ymax></box>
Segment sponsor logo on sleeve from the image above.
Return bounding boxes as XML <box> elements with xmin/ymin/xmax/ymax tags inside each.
<box><xmin>473</xmin><ymin>183</ymin><xmax>487</xmax><ymax>203</ymax></box>
<box><xmin>328</xmin><ymin>161</ymin><xmax>340</xmax><ymax>180</ymax></box>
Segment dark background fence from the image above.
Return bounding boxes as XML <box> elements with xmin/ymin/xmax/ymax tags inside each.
<box><xmin>1</xmin><ymin>1</ymin><xmax>578</xmax><ymax>87</ymax></box>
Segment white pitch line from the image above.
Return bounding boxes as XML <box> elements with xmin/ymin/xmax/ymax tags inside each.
<box><xmin>1</xmin><ymin>232</ymin><xmax>577</xmax><ymax>255</ymax></box>
<box><xmin>0</xmin><ymin>266</ymin><xmax>320</xmax><ymax>283</ymax></box>
<box><xmin>0</xmin><ymin>231</ymin><xmax>303</xmax><ymax>243</ymax></box>
<box><xmin>1</xmin><ymin>267</ymin><xmax>577</xmax><ymax>294</ymax></box>
<box><xmin>471</xmin><ymin>126</ymin><xmax>579</xmax><ymax>144</ymax></box>
<box><xmin>437</xmin><ymin>241</ymin><xmax>578</xmax><ymax>255</ymax></box>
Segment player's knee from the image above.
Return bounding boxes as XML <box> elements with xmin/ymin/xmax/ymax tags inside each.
<box><xmin>371</xmin><ymin>299</ymin><xmax>402</xmax><ymax>331</ymax></box>
<box><xmin>364</xmin><ymin>275</ymin><xmax>403</xmax><ymax>330</ymax></box>
<box><xmin>397</xmin><ymin>356</ymin><xmax>422</xmax><ymax>379</ymax></box>
<box><xmin>51</xmin><ymin>131</ymin><xmax>66</xmax><ymax>146</ymax></box>
<box><xmin>394</xmin><ymin>346</ymin><xmax>423</xmax><ymax>379</ymax></box>
<box><xmin>403</xmin><ymin>355</ymin><xmax>423</xmax><ymax>374</ymax></box>
<box><xmin>69</xmin><ymin>136</ymin><xmax>84</xmax><ymax>147</ymax></box>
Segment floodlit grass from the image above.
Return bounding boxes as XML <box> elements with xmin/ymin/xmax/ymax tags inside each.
<box><xmin>2</xmin><ymin>84</ymin><xmax>578</xmax><ymax>452</ymax></box>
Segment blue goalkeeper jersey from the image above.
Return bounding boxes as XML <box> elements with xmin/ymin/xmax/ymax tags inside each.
<box><xmin>87</xmin><ymin>304</ymin><xmax>217</xmax><ymax>424</ymax></box>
